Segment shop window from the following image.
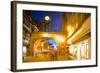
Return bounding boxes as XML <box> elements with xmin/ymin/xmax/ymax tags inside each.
<box><xmin>68</xmin><ymin>40</ymin><xmax>89</xmax><ymax>60</ymax></box>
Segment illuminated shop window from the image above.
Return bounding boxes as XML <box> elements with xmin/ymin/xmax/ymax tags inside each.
<box><xmin>69</xmin><ymin>46</ymin><xmax>74</xmax><ymax>54</ymax></box>
<box><xmin>69</xmin><ymin>45</ymin><xmax>78</xmax><ymax>60</ymax></box>
<box><xmin>80</xmin><ymin>41</ymin><xmax>88</xmax><ymax>59</ymax></box>
<box><xmin>68</xmin><ymin>40</ymin><xmax>89</xmax><ymax>60</ymax></box>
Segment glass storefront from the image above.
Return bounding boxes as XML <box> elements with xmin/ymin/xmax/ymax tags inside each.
<box><xmin>69</xmin><ymin>38</ymin><xmax>91</xmax><ymax>60</ymax></box>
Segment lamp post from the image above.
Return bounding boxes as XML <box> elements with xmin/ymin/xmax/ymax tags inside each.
<box><xmin>45</xmin><ymin>16</ymin><xmax>50</xmax><ymax>21</ymax></box>
<box><xmin>42</xmin><ymin>15</ymin><xmax>52</xmax><ymax>32</ymax></box>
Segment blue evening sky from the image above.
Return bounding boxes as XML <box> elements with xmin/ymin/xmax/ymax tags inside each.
<box><xmin>31</xmin><ymin>11</ymin><xmax>62</xmax><ymax>32</ymax></box>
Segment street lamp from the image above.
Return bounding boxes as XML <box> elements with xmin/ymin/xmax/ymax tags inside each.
<box><xmin>44</xmin><ymin>16</ymin><xmax>50</xmax><ymax>21</ymax></box>
<box><xmin>42</xmin><ymin>15</ymin><xmax>52</xmax><ymax>32</ymax></box>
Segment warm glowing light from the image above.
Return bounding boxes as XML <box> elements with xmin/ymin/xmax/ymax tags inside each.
<box><xmin>67</xmin><ymin>40</ymin><xmax>72</xmax><ymax>44</ymax></box>
<box><xmin>42</xmin><ymin>33</ymin><xmax>49</xmax><ymax>37</ymax></box>
<box><xmin>76</xmin><ymin>22</ymin><xmax>78</xmax><ymax>28</ymax></box>
<box><xmin>67</xmin><ymin>26</ymin><xmax>74</xmax><ymax>37</ymax></box>
<box><xmin>67</xmin><ymin>25</ymin><xmax>72</xmax><ymax>31</ymax></box>
<box><xmin>55</xmin><ymin>35</ymin><xmax>65</xmax><ymax>43</ymax></box>
<box><xmin>68</xmin><ymin>31</ymin><xmax>73</xmax><ymax>36</ymax></box>
<box><xmin>69</xmin><ymin>48</ymin><xmax>74</xmax><ymax>54</ymax></box>
<box><xmin>45</xmin><ymin>16</ymin><xmax>50</xmax><ymax>21</ymax></box>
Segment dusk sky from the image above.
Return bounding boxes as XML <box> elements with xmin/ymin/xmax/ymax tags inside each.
<box><xmin>31</xmin><ymin>11</ymin><xmax>62</xmax><ymax>32</ymax></box>
<box><xmin>31</xmin><ymin>11</ymin><xmax>63</xmax><ymax>47</ymax></box>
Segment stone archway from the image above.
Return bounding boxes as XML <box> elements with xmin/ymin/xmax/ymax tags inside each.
<box><xmin>23</xmin><ymin>32</ymin><xmax>69</xmax><ymax>62</ymax></box>
<box><xmin>28</xmin><ymin>32</ymin><xmax>67</xmax><ymax>56</ymax></box>
<box><xmin>29</xmin><ymin>37</ymin><xmax>58</xmax><ymax>56</ymax></box>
